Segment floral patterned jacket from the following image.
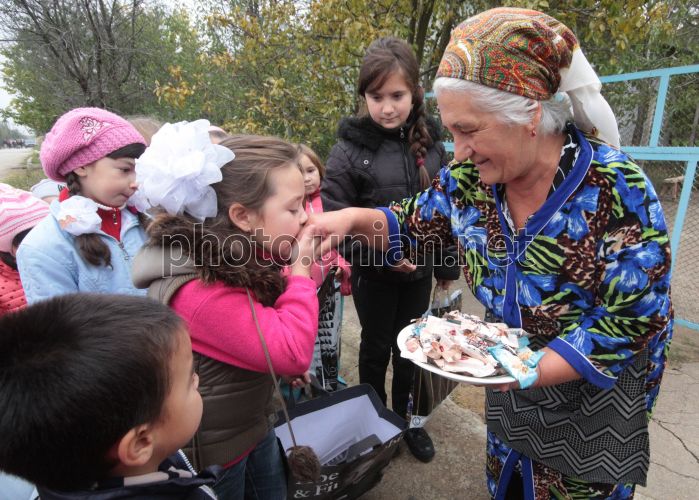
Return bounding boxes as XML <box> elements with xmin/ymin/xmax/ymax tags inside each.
<box><xmin>380</xmin><ymin>126</ymin><xmax>672</xmax><ymax>415</ymax></box>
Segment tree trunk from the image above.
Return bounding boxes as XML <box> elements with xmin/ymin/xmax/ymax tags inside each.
<box><xmin>413</xmin><ymin>0</ymin><xmax>435</xmax><ymax>67</ymax></box>
<box><xmin>690</xmin><ymin>103</ymin><xmax>699</xmax><ymax>146</ymax></box>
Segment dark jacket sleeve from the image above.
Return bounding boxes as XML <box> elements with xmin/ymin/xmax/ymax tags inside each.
<box><xmin>321</xmin><ymin>141</ymin><xmax>360</xmax><ymax>212</ymax></box>
<box><xmin>433</xmin><ymin>245</ymin><xmax>462</xmax><ymax>281</ymax></box>
<box><xmin>321</xmin><ymin>141</ymin><xmax>364</xmax><ymax>264</ymax></box>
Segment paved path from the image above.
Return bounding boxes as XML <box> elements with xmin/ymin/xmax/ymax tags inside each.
<box><xmin>338</xmin><ymin>283</ymin><xmax>698</xmax><ymax>499</ymax></box>
<box><xmin>636</xmin><ymin>362</ymin><xmax>699</xmax><ymax>500</ymax></box>
<box><xmin>0</xmin><ymin>147</ymin><xmax>32</xmax><ymax>179</ymax></box>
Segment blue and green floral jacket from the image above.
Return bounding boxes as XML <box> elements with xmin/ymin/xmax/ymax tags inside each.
<box><xmin>379</xmin><ymin>126</ymin><xmax>672</xmax><ymax>415</ymax></box>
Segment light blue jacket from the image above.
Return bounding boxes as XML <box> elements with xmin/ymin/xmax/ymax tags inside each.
<box><xmin>17</xmin><ymin>200</ymin><xmax>147</xmax><ymax>303</ymax></box>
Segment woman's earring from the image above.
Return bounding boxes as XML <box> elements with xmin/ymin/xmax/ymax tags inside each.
<box><xmin>531</xmin><ymin>129</ymin><xmax>537</xmax><ymax>137</ymax></box>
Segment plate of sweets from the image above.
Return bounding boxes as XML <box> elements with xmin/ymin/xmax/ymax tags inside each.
<box><xmin>397</xmin><ymin>311</ymin><xmax>542</xmax><ymax>387</ymax></box>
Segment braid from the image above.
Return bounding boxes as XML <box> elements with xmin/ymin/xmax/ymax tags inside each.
<box><xmin>408</xmin><ymin>91</ymin><xmax>434</xmax><ymax>190</ymax></box>
<box><xmin>64</xmin><ymin>173</ymin><xmax>112</xmax><ymax>268</ymax></box>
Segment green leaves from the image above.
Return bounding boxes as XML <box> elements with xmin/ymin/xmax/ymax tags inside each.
<box><xmin>2</xmin><ymin>0</ymin><xmax>695</xmax><ymax>152</ymax></box>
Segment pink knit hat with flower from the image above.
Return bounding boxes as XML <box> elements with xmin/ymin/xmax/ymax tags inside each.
<box><xmin>0</xmin><ymin>183</ymin><xmax>49</xmax><ymax>253</ymax></box>
<box><xmin>40</xmin><ymin>107</ymin><xmax>146</xmax><ymax>182</ymax></box>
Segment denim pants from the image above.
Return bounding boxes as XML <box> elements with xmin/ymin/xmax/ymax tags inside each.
<box><xmin>213</xmin><ymin>429</ymin><xmax>287</xmax><ymax>500</ymax></box>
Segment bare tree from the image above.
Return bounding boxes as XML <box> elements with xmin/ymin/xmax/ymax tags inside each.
<box><xmin>0</xmin><ymin>0</ymin><xmax>188</xmax><ymax>132</ymax></box>
<box><xmin>0</xmin><ymin>0</ymin><xmax>145</xmax><ymax>107</ymax></box>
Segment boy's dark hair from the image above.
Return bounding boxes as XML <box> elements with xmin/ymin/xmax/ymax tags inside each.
<box><xmin>0</xmin><ymin>293</ymin><xmax>184</xmax><ymax>491</ymax></box>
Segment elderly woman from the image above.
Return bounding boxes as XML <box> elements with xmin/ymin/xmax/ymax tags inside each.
<box><xmin>312</xmin><ymin>7</ymin><xmax>672</xmax><ymax>500</ymax></box>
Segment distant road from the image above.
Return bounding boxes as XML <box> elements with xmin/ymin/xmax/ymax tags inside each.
<box><xmin>0</xmin><ymin>147</ymin><xmax>32</xmax><ymax>180</ymax></box>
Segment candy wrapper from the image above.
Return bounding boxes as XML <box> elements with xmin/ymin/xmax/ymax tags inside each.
<box><xmin>434</xmin><ymin>356</ymin><xmax>497</xmax><ymax>377</ymax></box>
<box><xmin>516</xmin><ymin>337</ymin><xmax>545</xmax><ymax>368</ymax></box>
<box><xmin>400</xmin><ymin>313</ymin><xmax>542</xmax><ymax>382</ymax></box>
<box><xmin>488</xmin><ymin>344</ymin><xmax>542</xmax><ymax>388</ymax></box>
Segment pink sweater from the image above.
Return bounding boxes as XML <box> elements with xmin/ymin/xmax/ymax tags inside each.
<box><xmin>0</xmin><ymin>260</ymin><xmax>26</xmax><ymax>316</ymax></box>
<box><xmin>170</xmin><ymin>275</ymin><xmax>318</xmax><ymax>375</ymax></box>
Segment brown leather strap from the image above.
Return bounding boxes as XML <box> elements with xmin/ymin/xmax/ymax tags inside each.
<box><xmin>246</xmin><ymin>288</ymin><xmax>299</xmax><ymax>448</ymax></box>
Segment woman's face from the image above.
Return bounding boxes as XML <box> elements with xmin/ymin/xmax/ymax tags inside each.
<box><xmin>364</xmin><ymin>71</ymin><xmax>413</xmax><ymax>130</ymax></box>
<box><xmin>437</xmin><ymin>90</ymin><xmax>536</xmax><ymax>186</ymax></box>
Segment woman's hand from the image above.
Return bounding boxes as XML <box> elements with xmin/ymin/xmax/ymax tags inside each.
<box><xmin>493</xmin><ymin>380</ymin><xmax>521</xmax><ymax>392</ymax></box>
<box><xmin>308</xmin><ymin>207</ymin><xmax>392</xmax><ymax>256</ymax></box>
<box><xmin>491</xmin><ymin>348</ymin><xmax>581</xmax><ymax>392</ymax></box>
<box><xmin>307</xmin><ymin>210</ymin><xmax>354</xmax><ymax>256</ymax></box>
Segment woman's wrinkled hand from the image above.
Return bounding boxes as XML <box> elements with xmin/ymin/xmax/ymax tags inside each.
<box><xmin>307</xmin><ymin>210</ymin><xmax>353</xmax><ymax>256</ymax></box>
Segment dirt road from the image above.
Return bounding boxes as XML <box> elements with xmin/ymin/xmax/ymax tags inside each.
<box><xmin>0</xmin><ymin>148</ymin><xmax>32</xmax><ymax>179</ymax></box>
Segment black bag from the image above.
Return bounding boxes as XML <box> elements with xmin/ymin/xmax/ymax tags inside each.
<box><xmin>312</xmin><ymin>269</ymin><xmax>343</xmax><ymax>391</ymax></box>
<box><xmin>275</xmin><ymin>383</ymin><xmax>406</xmax><ymax>499</ymax></box>
<box><xmin>407</xmin><ymin>287</ymin><xmax>462</xmax><ymax>427</ymax></box>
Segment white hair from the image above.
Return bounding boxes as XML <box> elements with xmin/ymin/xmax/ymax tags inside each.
<box><xmin>432</xmin><ymin>77</ymin><xmax>573</xmax><ymax>136</ymax></box>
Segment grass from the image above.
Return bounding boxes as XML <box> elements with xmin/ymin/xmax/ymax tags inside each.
<box><xmin>2</xmin><ymin>166</ymin><xmax>46</xmax><ymax>191</ymax></box>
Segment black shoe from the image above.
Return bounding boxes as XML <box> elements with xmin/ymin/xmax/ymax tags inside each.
<box><xmin>404</xmin><ymin>427</ymin><xmax>435</xmax><ymax>463</ymax></box>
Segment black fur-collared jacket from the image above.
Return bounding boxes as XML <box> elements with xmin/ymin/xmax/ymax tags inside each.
<box><xmin>322</xmin><ymin>115</ymin><xmax>460</xmax><ymax>282</ymax></box>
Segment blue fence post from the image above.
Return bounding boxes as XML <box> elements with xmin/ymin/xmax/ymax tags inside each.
<box><xmin>649</xmin><ymin>74</ymin><xmax>670</xmax><ymax>147</ymax></box>
<box><xmin>670</xmin><ymin>160</ymin><xmax>698</xmax><ymax>271</ymax></box>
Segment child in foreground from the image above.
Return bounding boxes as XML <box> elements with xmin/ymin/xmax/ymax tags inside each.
<box><xmin>0</xmin><ymin>293</ymin><xmax>220</xmax><ymax>499</ymax></box>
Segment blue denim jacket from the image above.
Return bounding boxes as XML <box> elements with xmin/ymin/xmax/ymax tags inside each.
<box><xmin>17</xmin><ymin>200</ymin><xmax>147</xmax><ymax>303</ymax></box>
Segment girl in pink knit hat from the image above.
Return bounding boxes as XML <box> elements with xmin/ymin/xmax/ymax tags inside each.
<box><xmin>16</xmin><ymin>107</ymin><xmax>148</xmax><ymax>303</ymax></box>
<box><xmin>0</xmin><ymin>183</ymin><xmax>49</xmax><ymax>315</ymax></box>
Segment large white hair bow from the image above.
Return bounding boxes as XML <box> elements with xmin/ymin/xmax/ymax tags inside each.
<box><xmin>130</xmin><ymin>119</ymin><xmax>235</xmax><ymax>221</ymax></box>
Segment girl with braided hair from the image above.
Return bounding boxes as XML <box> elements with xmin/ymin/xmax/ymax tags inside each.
<box><xmin>16</xmin><ymin>108</ymin><xmax>148</xmax><ymax>302</ymax></box>
<box><xmin>322</xmin><ymin>36</ymin><xmax>457</xmax><ymax>463</ymax></box>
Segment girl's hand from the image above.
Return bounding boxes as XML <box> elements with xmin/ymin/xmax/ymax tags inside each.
<box><xmin>392</xmin><ymin>258</ymin><xmax>417</xmax><ymax>273</ymax></box>
<box><xmin>290</xmin><ymin>224</ymin><xmax>323</xmax><ymax>277</ymax></box>
<box><xmin>436</xmin><ymin>279</ymin><xmax>454</xmax><ymax>290</ymax></box>
<box><xmin>336</xmin><ymin>264</ymin><xmax>352</xmax><ymax>295</ymax></box>
<box><xmin>282</xmin><ymin>371</ymin><xmax>312</xmax><ymax>389</ymax></box>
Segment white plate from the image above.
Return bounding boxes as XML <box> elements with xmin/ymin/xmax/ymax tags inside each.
<box><xmin>397</xmin><ymin>325</ymin><xmax>516</xmax><ymax>386</ymax></box>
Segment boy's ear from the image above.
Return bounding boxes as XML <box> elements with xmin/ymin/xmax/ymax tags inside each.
<box><xmin>228</xmin><ymin>203</ymin><xmax>255</xmax><ymax>233</ymax></box>
<box><xmin>116</xmin><ymin>424</ymin><xmax>155</xmax><ymax>467</ymax></box>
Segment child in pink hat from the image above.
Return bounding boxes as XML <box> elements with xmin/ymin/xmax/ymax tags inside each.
<box><xmin>16</xmin><ymin>107</ymin><xmax>149</xmax><ymax>303</ymax></box>
<box><xmin>0</xmin><ymin>183</ymin><xmax>49</xmax><ymax>315</ymax></box>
